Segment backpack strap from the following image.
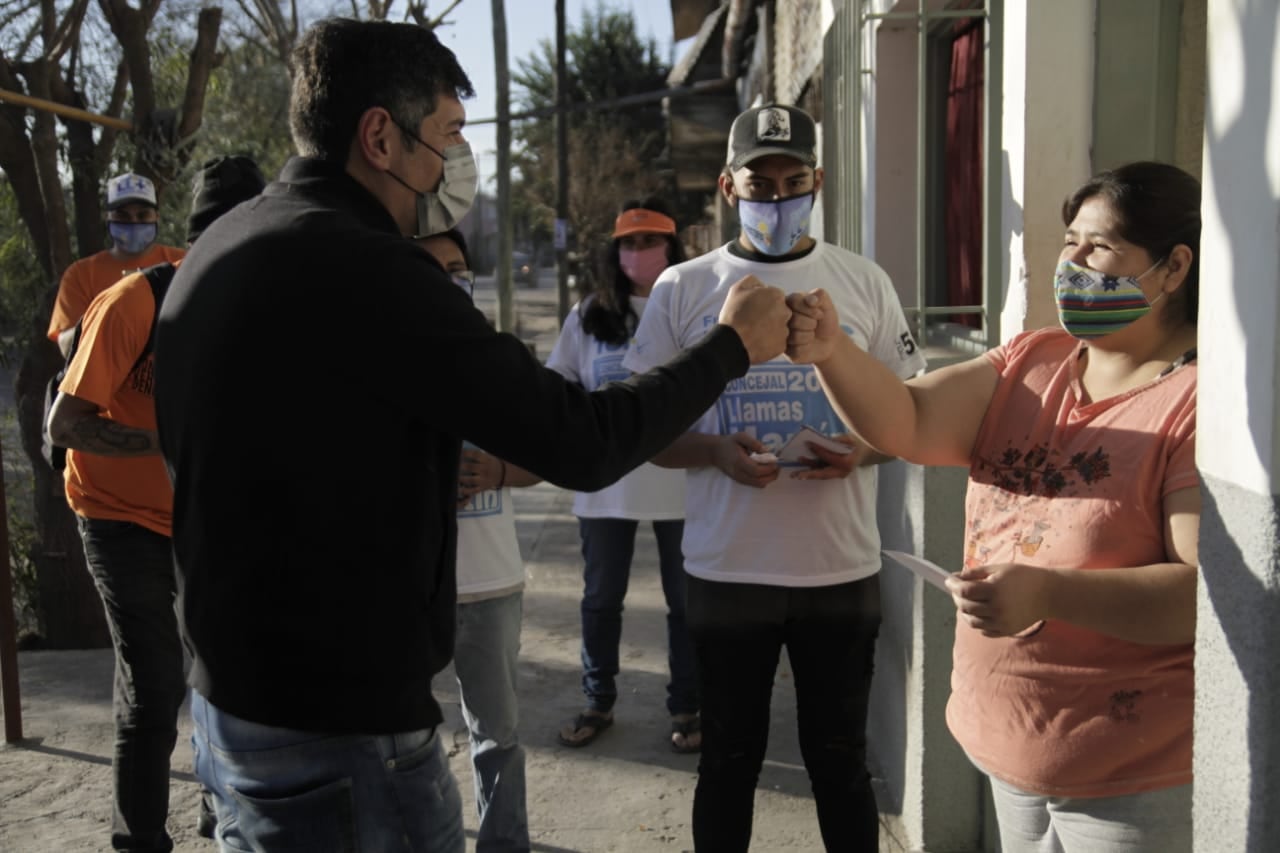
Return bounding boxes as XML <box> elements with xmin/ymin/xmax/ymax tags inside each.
<box><xmin>130</xmin><ymin>262</ymin><xmax>177</xmax><ymax>375</ymax></box>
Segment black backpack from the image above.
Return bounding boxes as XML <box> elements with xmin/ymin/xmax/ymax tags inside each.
<box><xmin>41</xmin><ymin>262</ymin><xmax>176</xmax><ymax>471</ymax></box>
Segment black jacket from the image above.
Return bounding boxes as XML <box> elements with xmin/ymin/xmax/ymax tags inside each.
<box><xmin>155</xmin><ymin>157</ymin><xmax>748</xmax><ymax>733</ymax></box>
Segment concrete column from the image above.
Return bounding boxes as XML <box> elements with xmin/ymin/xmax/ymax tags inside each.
<box><xmin>997</xmin><ymin>0</ymin><xmax>1094</xmax><ymax>342</ymax></box>
<box><xmin>872</xmin><ymin>458</ymin><xmax>980</xmax><ymax>853</ymax></box>
<box><xmin>1194</xmin><ymin>2</ymin><xmax>1280</xmax><ymax>850</ymax></box>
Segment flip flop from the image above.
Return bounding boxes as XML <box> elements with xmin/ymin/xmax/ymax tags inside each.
<box><xmin>670</xmin><ymin>713</ymin><xmax>701</xmax><ymax>754</ymax></box>
<box><xmin>557</xmin><ymin>710</ymin><xmax>613</xmax><ymax>747</ymax></box>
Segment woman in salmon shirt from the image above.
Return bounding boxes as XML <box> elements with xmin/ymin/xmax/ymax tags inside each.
<box><xmin>787</xmin><ymin>161</ymin><xmax>1200</xmax><ymax>852</ymax></box>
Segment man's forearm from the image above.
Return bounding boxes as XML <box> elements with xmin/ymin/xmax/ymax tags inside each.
<box><xmin>66</xmin><ymin>416</ymin><xmax>160</xmax><ymax>456</ymax></box>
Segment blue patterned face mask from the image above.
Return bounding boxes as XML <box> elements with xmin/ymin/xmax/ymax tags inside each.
<box><xmin>738</xmin><ymin>193</ymin><xmax>813</xmax><ymax>256</ymax></box>
<box><xmin>108</xmin><ymin>221</ymin><xmax>157</xmax><ymax>256</ymax></box>
<box><xmin>1054</xmin><ymin>258</ymin><xmax>1163</xmax><ymax>339</ymax></box>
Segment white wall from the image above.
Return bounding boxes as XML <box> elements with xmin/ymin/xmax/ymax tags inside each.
<box><xmin>1195</xmin><ymin>4</ymin><xmax>1280</xmax><ymax>848</ymax></box>
<box><xmin>1000</xmin><ymin>0</ymin><xmax>1094</xmax><ymax>339</ymax></box>
<box><xmin>1197</xmin><ymin>0</ymin><xmax>1280</xmax><ymax>495</ymax></box>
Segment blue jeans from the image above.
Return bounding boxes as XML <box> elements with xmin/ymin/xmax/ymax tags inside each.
<box><xmin>78</xmin><ymin>516</ymin><xmax>186</xmax><ymax>853</ymax></box>
<box><xmin>454</xmin><ymin>591</ymin><xmax>529</xmax><ymax>852</ymax></box>
<box><xmin>190</xmin><ymin>693</ymin><xmax>464</xmax><ymax>853</ymax></box>
<box><xmin>686</xmin><ymin>573</ymin><xmax>882</xmax><ymax>852</ymax></box>
<box><xmin>577</xmin><ymin>517</ymin><xmax>696</xmax><ymax>715</ymax></box>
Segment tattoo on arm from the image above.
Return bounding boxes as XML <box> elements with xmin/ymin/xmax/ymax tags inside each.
<box><xmin>68</xmin><ymin>416</ymin><xmax>160</xmax><ymax>457</ymax></box>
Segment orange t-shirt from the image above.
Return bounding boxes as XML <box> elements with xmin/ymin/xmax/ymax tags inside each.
<box><xmin>58</xmin><ymin>268</ymin><xmax>176</xmax><ymax>536</ymax></box>
<box><xmin>947</xmin><ymin>327</ymin><xmax>1197</xmax><ymax>798</ymax></box>
<box><xmin>47</xmin><ymin>244</ymin><xmax>185</xmax><ymax>340</ymax></box>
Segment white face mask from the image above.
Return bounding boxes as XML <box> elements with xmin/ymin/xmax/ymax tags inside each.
<box><xmin>387</xmin><ymin>129</ymin><xmax>479</xmax><ymax>238</ymax></box>
<box><xmin>414</xmin><ymin>141</ymin><xmax>477</xmax><ymax>237</ymax></box>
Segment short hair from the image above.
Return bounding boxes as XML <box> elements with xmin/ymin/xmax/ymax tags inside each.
<box><xmin>1063</xmin><ymin>161</ymin><xmax>1201</xmax><ymax>324</ymax></box>
<box><xmin>289</xmin><ymin>18</ymin><xmax>475</xmax><ymax>161</ymax></box>
<box><xmin>427</xmin><ymin>228</ymin><xmax>471</xmax><ymax>269</ymax></box>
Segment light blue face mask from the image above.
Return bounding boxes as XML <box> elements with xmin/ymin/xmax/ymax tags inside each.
<box><xmin>108</xmin><ymin>221</ymin><xmax>157</xmax><ymax>256</ymax></box>
<box><xmin>738</xmin><ymin>193</ymin><xmax>814</xmax><ymax>256</ymax></box>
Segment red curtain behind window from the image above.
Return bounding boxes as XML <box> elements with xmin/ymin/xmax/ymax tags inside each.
<box><xmin>945</xmin><ymin>19</ymin><xmax>984</xmax><ymax>327</ymax></box>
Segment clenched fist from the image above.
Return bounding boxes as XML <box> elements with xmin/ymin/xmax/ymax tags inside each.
<box><xmin>718</xmin><ymin>276</ymin><xmax>791</xmax><ymax>364</ymax></box>
<box><xmin>785</xmin><ymin>288</ymin><xmax>841</xmax><ymax>364</ymax></box>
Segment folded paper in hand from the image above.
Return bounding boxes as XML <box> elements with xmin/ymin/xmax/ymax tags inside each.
<box><xmin>776</xmin><ymin>426</ymin><xmax>853</xmax><ymax>464</ymax></box>
<box><xmin>882</xmin><ymin>550</ymin><xmax>953</xmax><ymax>591</ymax></box>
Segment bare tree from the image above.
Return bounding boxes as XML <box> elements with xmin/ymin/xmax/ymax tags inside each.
<box><xmin>0</xmin><ymin>0</ymin><xmax>222</xmax><ymax>648</ymax></box>
<box><xmin>232</xmin><ymin>0</ymin><xmax>464</xmax><ymax>70</ymax></box>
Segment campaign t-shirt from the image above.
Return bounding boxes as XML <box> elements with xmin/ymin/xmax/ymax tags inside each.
<box><xmin>456</xmin><ymin>480</ymin><xmax>525</xmax><ymax>598</ymax></box>
<box><xmin>546</xmin><ymin>295</ymin><xmax>685</xmax><ymax>521</ymax></box>
<box><xmin>947</xmin><ymin>327</ymin><xmax>1197</xmax><ymax>797</ymax></box>
<box><xmin>59</xmin><ymin>270</ymin><xmax>174</xmax><ymax>536</ymax></box>
<box><xmin>48</xmin><ymin>244</ymin><xmax>185</xmax><ymax>340</ymax></box>
<box><xmin>624</xmin><ymin>241</ymin><xmax>926</xmax><ymax>586</ymax></box>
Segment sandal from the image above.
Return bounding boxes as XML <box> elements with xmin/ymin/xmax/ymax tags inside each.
<box><xmin>670</xmin><ymin>713</ymin><xmax>701</xmax><ymax>754</ymax></box>
<box><xmin>557</xmin><ymin>710</ymin><xmax>613</xmax><ymax>747</ymax></box>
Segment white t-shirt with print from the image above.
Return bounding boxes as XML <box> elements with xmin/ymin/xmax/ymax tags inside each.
<box><xmin>456</xmin><ymin>483</ymin><xmax>524</xmax><ymax>597</ymax></box>
<box><xmin>546</xmin><ymin>294</ymin><xmax>685</xmax><ymax>521</ymax></box>
<box><xmin>623</xmin><ymin>241</ymin><xmax>926</xmax><ymax>587</ymax></box>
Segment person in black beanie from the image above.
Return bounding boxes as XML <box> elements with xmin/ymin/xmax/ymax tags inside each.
<box><xmin>44</xmin><ymin>155</ymin><xmax>264</xmax><ymax>852</ymax></box>
<box><xmin>186</xmin><ymin>155</ymin><xmax>267</xmax><ymax>243</ymax></box>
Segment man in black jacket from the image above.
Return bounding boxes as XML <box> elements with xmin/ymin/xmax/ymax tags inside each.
<box><xmin>154</xmin><ymin>17</ymin><xmax>792</xmax><ymax>852</ymax></box>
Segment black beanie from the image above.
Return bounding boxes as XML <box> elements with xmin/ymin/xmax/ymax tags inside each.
<box><xmin>186</xmin><ymin>155</ymin><xmax>267</xmax><ymax>243</ymax></box>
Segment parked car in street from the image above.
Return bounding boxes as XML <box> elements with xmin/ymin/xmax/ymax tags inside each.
<box><xmin>513</xmin><ymin>251</ymin><xmax>538</xmax><ymax>287</ymax></box>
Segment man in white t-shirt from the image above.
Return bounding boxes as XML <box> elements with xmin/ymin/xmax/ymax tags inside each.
<box><xmin>624</xmin><ymin>104</ymin><xmax>926</xmax><ymax>851</ymax></box>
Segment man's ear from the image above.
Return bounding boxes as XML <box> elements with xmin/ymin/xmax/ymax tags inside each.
<box><xmin>812</xmin><ymin>167</ymin><xmax>825</xmax><ymax>195</ymax></box>
<box><xmin>352</xmin><ymin>107</ymin><xmax>398</xmax><ymax>171</ymax></box>
<box><xmin>718</xmin><ymin>171</ymin><xmax>738</xmax><ymax>207</ymax></box>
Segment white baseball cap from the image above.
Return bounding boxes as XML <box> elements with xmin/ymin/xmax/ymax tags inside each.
<box><xmin>106</xmin><ymin>173</ymin><xmax>157</xmax><ymax>210</ymax></box>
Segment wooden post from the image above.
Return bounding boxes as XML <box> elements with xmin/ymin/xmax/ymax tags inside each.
<box><xmin>0</xmin><ymin>87</ymin><xmax>133</xmax><ymax>131</ymax></box>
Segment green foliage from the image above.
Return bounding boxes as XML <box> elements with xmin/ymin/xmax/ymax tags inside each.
<box><xmin>510</xmin><ymin>3</ymin><xmax>675</xmax><ymax>287</ymax></box>
<box><xmin>0</xmin><ymin>180</ymin><xmax>47</xmax><ymax>367</ymax></box>
<box><xmin>110</xmin><ymin>19</ymin><xmax>295</xmax><ymax>249</ymax></box>
<box><xmin>5</xmin><ymin>490</ymin><xmax>41</xmax><ymax>644</ymax></box>
<box><xmin>2</xmin><ymin>403</ymin><xmax>40</xmax><ymax>642</ymax></box>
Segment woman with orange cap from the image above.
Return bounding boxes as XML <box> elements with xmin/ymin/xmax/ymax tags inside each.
<box><xmin>546</xmin><ymin>197</ymin><xmax>701</xmax><ymax>753</ymax></box>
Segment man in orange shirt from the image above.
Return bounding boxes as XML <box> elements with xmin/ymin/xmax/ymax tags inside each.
<box><xmin>47</xmin><ymin>172</ymin><xmax>185</xmax><ymax>356</ymax></box>
<box><xmin>45</xmin><ymin>156</ymin><xmax>266</xmax><ymax>853</ymax></box>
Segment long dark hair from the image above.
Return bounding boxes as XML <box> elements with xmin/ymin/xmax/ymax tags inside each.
<box><xmin>1063</xmin><ymin>161</ymin><xmax>1201</xmax><ymax>325</ymax></box>
<box><xmin>580</xmin><ymin>196</ymin><xmax>686</xmax><ymax>346</ymax></box>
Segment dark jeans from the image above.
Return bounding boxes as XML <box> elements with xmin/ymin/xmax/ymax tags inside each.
<box><xmin>577</xmin><ymin>518</ymin><xmax>697</xmax><ymax>715</ymax></box>
<box><xmin>78</xmin><ymin>516</ymin><xmax>186</xmax><ymax>853</ymax></box>
<box><xmin>686</xmin><ymin>572</ymin><xmax>882</xmax><ymax>852</ymax></box>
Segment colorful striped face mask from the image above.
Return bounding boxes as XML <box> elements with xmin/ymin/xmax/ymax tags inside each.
<box><xmin>1054</xmin><ymin>258</ymin><xmax>1163</xmax><ymax>339</ymax></box>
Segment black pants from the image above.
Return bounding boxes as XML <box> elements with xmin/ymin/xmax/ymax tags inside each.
<box><xmin>686</xmin><ymin>573</ymin><xmax>882</xmax><ymax>852</ymax></box>
<box><xmin>79</xmin><ymin>517</ymin><xmax>186</xmax><ymax>853</ymax></box>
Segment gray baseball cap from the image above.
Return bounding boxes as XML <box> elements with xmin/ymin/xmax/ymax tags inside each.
<box><xmin>725</xmin><ymin>104</ymin><xmax>818</xmax><ymax>171</ymax></box>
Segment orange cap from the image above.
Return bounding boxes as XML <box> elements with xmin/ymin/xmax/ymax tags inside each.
<box><xmin>613</xmin><ymin>208</ymin><xmax>676</xmax><ymax>238</ymax></box>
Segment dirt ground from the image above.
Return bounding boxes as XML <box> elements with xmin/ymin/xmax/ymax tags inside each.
<box><xmin>0</xmin><ymin>482</ymin><xmax>835</xmax><ymax>852</ymax></box>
